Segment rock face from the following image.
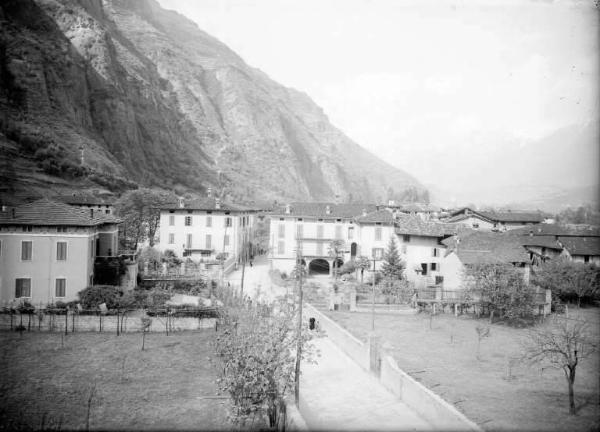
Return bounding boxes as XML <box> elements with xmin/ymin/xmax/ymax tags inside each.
<box><xmin>0</xmin><ymin>0</ymin><xmax>427</xmax><ymax>203</ymax></box>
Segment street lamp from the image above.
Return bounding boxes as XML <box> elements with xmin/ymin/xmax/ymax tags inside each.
<box><xmin>371</xmin><ymin>248</ymin><xmax>383</xmax><ymax>331</ymax></box>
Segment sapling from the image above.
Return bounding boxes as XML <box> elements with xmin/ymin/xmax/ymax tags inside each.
<box><xmin>141</xmin><ymin>317</ymin><xmax>152</xmax><ymax>351</ymax></box>
<box><xmin>475</xmin><ymin>324</ymin><xmax>491</xmax><ymax>360</ymax></box>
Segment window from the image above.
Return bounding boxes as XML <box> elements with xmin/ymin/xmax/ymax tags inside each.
<box><xmin>372</xmin><ymin>248</ymin><xmax>384</xmax><ymax>259</ymax></box>
<box><xmin>224</xmin><ymin>235</ymin><xmax>230</xmax><ymax>246</ymax></box>
<box><xmin>431</xmin><ymin>262</ymin><xmax>438</xmax><ymax>271</ymax></box>
<box><xmin>205</xmin><ymin>234</ymin><xmax>211</xmax><ymax>249</ymax></box>
<box><xmin>278</xmin><ymin>224</ymin><xmax>285</xmax><ymax>238</ymax></box>
<box><xmin>55</xmin><ymin>278</ymin><xmax>66</xmax><ymax>297</ymax></box>
<box><xmin>186</xmin><ymin>234</ymin><xmax>192</xmax><ymax>249</ymax></box>
<box><xmin>224</xmin><ymin>217</ymin><xmax>232</xmax><ymax>227</ymax></box>
<box><xmin>169</xmin><ymin>215</ymin><xmax>175</xmax><ymax>226</ymax></box>
<box><xmin>15</xmin><ymin>278</ymin><xmax>31</xmax><ymax>298</ymax></box>
<box><xmin>432</xmin><ymin>248</ymin><xmax>438</xmax><ymax>257</ymax></box>
<box><xmin>278</xmin><ymin>240</ymin><xmax>285</xmax><ymax>255</ymax></box>
<box><xmin>584</xmin><ymin>255</ymin><xmax>590</xmax><ymax>263</ymax></box>
<box><xmin>168</xmin><ymin>233</ymin><xmax>175</xmax><ymax>244</ymax></box>
<box><xmin>375</xmin><ymin>227</ymin><xmax>382</xmax><ymax>241</ymax></box>
<box><xmin>21</xmin><ymin>241</ymin><xmax>32</xmax><ymax>261</ymax></box>
<box><xmin>206</xmin><ymin>216</ymin><xmax>212</xmax><ymax>227</ymax></box>
<box><xmin>105</xmin><ymin>209</ymin><xmax>110</xmax><ymax>214</ymax></box>
<box><xmin>316</xmin><ymin>242</ymin><xmax>323</xmax><ymax>255</ymax></box>
<box><xmin>296</xmin><ymin>224</ymin><xmax>303</xmax><ymax>239</ymax></box>
<box><xmin>22</xmin><ymin>226</ymin><xmax>32</xmax><ymax>232</ymax></box>
<box><xmin>317</xmin><ymin>225</ymin><xmax>324</xmax><ymax>238</ymax></box>
<box><xmin>185</xmin><ymin>216</ymin><xmax>192</xmax><ymax>226</ymax></box>
<box><xmin>57</xmin><ymin>242</ymin><xmax>67</xmax><ymax>260</ymax></box>
<box><xmin>421</xmin><ymin>263</ymin><xmax>428</xmax><ymax>275</ymax></box>
<box><xmin>472</xmin><ymin>223</ymin><xmax>479</xmax><ymax>229</ymax></box>
<box><xmin>403</xmin><ymin>235</ymin><xmax>411</xmax><ymax>242</ymax></box>
<box><xmin>348</xmin><ymin>227</ymin><xmax>354</xmax><ymax>240</ymax></box>
<box><xmin>335</xmin><ymin>225</ymin><xmax>342</xmax><ymax>239</ymax></box>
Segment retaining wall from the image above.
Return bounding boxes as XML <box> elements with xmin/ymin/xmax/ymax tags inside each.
<box><xmin>304</xmin><ymin>303</ymin><xmax>369</xmax><ymax>370</ymax></box>
<box><xmin>305</xmin><ymin>302</ymin><xmax>481</xmax><ymax>431</ymax></box>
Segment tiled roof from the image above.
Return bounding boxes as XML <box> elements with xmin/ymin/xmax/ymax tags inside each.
<box><xmin>519</xmin><ymin>235</ymin><xmax>562</xmax><ymax>249</ymax></box>
<box><xmin>443</xmin><ymin>231</ymin><xmax>530</xmax><ymax>264</ymax></box>
<box><xmin>558</xmin><ymin>236</ymin><xmax>600</xmax><ymax>256</ymax></box>
<box><xmin>388</xmin><ymin>203</ymin><xmax>441</xmax><ymax>213</ymax></box>
<box><xmin>271</xmin><ymin>202</ymin><xmax>377</xmax><ymax>219</ymax></box>
<box><xmin>445</xmin><ymin>213</ymin><xmax>493</xmax><ymax>224</ymax></box>
<box><xmin>508</xmin><ymin>223</ymin><xmax>600</xmax><ymax>237</ymax></box>
<box><xmin>56</xmin><ymin>192</ymin><xmax>115</xmax><ymax>206</ymax></box>
<box><xmin>160</xmin><ymin>197</ymin><xmax>255</xmax><ymax>212</ymax></box>
<box><xmin>355</xmin><ymin>209</ymin><xmax>394</xmax><ymax>224</ymax></box>
<box><xmin>478</xmin><ymin>211</ymin><xmax>546</xmax><ymax>223</ymax></box>
<box><xmin>394</xmin><ymin>214</ymin><xmax>459</xmax><ymax>237</ymax></box>
<box><xmin>0</xmin><ymin>199</ymin><xmax>121</xmax><ymax>227</ymax></box>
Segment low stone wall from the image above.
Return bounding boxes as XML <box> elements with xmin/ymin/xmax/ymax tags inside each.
<box><xmin>306</xmin><ymin>302</ymin><xmax>481</xmax><ymax>431</ymax></box>
<box><xmin>380</xmin><ymin>355</ymin><xmax>481</xmax><ymax>431</ymax></box>
<box><xmin>304</xmin><ymin>303</ymin><xmax>369</xmax><ymax>370</ymax></box>
<box><xmin>0</xmin><ymin>313</ymin><xmax>216</xmax><ymax>333</ymax></box>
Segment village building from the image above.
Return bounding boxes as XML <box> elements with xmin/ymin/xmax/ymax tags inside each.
<box><xmin>558</xmin><ymin>237</ymin><xmax>600</xmax><ymax>266</ymax></box>
<box><xmin>439</xmin><ymin>231</ymin><xmax>532</xmax><ymax>294</ymax></box>
<box><xmin>354</xmin><ymin>208</ymin><xmax>396</xmax><ymax>268</ymax></box>
<box><xmin>157</xmin><ymin>196</ymin><xmax>257</xmax><ymax>265</ymax></box>
<box><xmin>0</xmin><ymin>199</ymin><xmax>121</xmax><ymax>305</ymax></box>
<box><xmin>56</xmin><ymin>192</ymin><xmax>115</xmax><ymax>215</ymax></box>
<box><xmin>444</xmin><ymin>208</ymin><xmax>548</xmax><ymax>231</ymax></box>
<box><xmin>268</xmin><ymin>203</ymin><xmax>376</xmax><ymax>275</ymax></box>
<box><xmin>383</xmin><ymin>201</ymin><xmax>442</xmax><ymax>220</ymax></box>
<box><xmin>393</xmin><ymin>214</ymin><xmax>457</xmax><ymax>287</ymax></box>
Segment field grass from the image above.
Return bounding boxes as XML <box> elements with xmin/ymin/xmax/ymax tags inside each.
<box><xmin>0</xmin><ymin>330</ymin><xmax>231</xmax><ymax>431</ymax></box>
<box><xmin>320</xmin><ymin>307</ymin><xmax>600</xmax><ymax>432</ymax></box>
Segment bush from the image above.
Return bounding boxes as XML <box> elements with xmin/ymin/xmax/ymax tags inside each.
<box><xmin>78</xmin><ymin>285</ymin><xmax>123</xmax><ymax>309</ymax></box>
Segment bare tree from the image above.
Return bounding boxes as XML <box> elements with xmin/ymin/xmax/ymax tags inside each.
<box><xmin>523</xmin><ymin>316</ymin><xmax>597</xmax><ymax>414</ymax></box>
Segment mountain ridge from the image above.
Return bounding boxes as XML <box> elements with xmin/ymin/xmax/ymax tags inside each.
<box><xmin>0</xmin><ymin>0</ymin><xmax>427</xmax><ymax>205</ymax></box>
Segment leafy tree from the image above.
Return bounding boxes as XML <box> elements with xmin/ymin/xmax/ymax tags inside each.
<box><xmin>78</xmin><ymin>286</ymin><xmax>123</xmax><ymax>309</ymax></box>
<box><xmin>523</xmin><ymin>316</ymin><xmax>597</xmax><ymax>414</ymax></box>
<box><xmin>338</xmin><ymin>260</ymin><xmax>357</xmax><ymax>276</ymax></box>
<box><xmin>115</xmin><ymin>188</ymin><xmax>177</xmax><ymax>250</ymax></box>
<box><xmin>328</xmin><ymin>239</ymin><xmax>345</xmax><ymax>279</ymax></box>
<box><xmin>465</xmin><ymin>263</ymin><xmax>536</xmax><ymax>324</ymax></box>
<box><xmin>355</xmin><ymin>256</ymin><xmax>371</xmax><ymax>286</ymax></box>
<box><xmin>213</xmin><ymin>289</ymin><xmax>316</xmax><ymax>427</ymax></box>
<box><xmin>533</xmin><ymin>258</ymin><xmax>600</xmax><ymax>307</ymax></box>
<box><xmin>380</xmin><ymin>237</ymin><xmax>405</xmax><ymax>280</ymax></box>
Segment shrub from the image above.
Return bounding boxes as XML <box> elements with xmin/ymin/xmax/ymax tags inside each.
<box><xmin>78</xmin><ymin>285</ymin><xmax>123</xmax><ymax>309</ymax></box>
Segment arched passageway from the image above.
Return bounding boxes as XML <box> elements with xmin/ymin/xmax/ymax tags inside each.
<box><xmin>309</xmin><ymin>258</ymin><xmax>330</xmax><ymax>275</ymax></box>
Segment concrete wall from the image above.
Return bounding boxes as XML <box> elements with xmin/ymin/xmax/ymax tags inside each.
<box><xmin>304</xmin><ymin>303</ymin><xmax>369</xmax><ymax>370</ymax></box>
<box><xmin>306</xmin><ymin>302</ymin><xmax>481</xmax><ymax>431</ymax></box>
<box><xmin>380</xmin><ymin>355</ymin><xmax>481</xmax><ymax>431</ymax></box>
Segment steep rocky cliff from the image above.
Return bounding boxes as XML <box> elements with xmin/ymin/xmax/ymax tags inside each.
<box><xmin>0</xmin><ymin>0</ymin><xmax>427</xmax><ymax>204</ymax></box>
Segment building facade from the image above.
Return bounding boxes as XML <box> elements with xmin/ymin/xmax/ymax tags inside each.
<box><xmin>157</xmin><ymin>197</ymin><xmax>257</xmax><ymax>263</ymax></box>
<box><xmin>0</xmin><ymin>200</ymin><xmax>120</xmax><ymax>305</ymax></box>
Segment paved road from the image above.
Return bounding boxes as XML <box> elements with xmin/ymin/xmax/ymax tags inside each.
<box><xmin>226</xmin><ymin>255</ymin><xmax>287</xmax><ymax>302</ymax></box>
<box><xmin>300</xmin><ymin>337</ymin><xmax>432</xmax><ymax>431</ymax></box>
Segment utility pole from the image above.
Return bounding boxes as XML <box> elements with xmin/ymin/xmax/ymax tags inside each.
<box><xmin>294</xmin><ymin>238</ymin><xmax>303</xmax><ymax>406</ymax></box>
<box><xmin>371</xmin><ymin>257</ymin><xmax>376</xmax><ymax>331</ymax></box>
<box><xmin>240</xmin><ymin>226</ymin><xmax>247</xmax><ymax>296</ymax></box>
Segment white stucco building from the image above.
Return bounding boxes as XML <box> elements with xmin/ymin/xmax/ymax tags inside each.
<box><xmin>157</xmin><ymin>197</ymin><xmax>257</xmax><ymax>264</ymax></box>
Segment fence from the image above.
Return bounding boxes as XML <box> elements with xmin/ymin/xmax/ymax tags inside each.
<box><xmin>0</xmin><ymin>307</ymin><xmax>217</xmax><ymax>334</ymax></box>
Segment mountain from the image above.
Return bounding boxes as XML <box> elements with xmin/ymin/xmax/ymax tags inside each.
<box><xmin>0</xmin><ymin>0</ymin><xmax>426</xmax><ymax>205</ymax></box>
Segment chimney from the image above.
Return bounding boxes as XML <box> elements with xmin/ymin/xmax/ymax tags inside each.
<box><xmin>285</xmin><ymin>204</ymin><xmax>291</xmax><ymax>214</ymax></box>
<box><xmin>178</xmin><ymin>197</ymin><xmax>185</xmax><ymax>208</ymax></box>
<box><xmin>215</xmin><ymin>198</ymin><xmax>221</xmax><ymax>210</ymax></box>
<box><xmin>325</xmin><ymin>205</ymin><xmax>331</xmax><ymax>215</ymax></box>
<box><xmin>207</xmin><ymin>187</ymin><xmax>212</xmax><ymax>198</ymax></box>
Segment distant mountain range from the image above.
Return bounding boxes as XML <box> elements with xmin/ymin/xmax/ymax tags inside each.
<box><xmin>0</xmin><ymin>0</ymin><xmax>426</xmax><ymax>205</ymax></box>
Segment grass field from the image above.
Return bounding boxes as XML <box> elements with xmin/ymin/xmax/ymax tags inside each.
<box><xmin>321</xmin><ymin>307</ymin><xmax>600</xmax><ymax>432</ymax></box>
<box><xmin>0</xmin><ymin>330</ymin><xmax>231</xmax><ymax>431</ymax></box>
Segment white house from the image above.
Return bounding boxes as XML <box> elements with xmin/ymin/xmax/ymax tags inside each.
<box><xmin>268</xmin><ymin>203</ymin><xmax>377</xmax><ymax>275</ymax></box>
<box><xmin>445</xmin><ymin>208</ymin><xmax>548</xmax><ymax>231</ymax></box>
<box><xmin>157</xmin><ymin>196</ymin><xmax>257</xmax><ymax>264</ymax></box>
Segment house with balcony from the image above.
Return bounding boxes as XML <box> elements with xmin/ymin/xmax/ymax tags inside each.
<box><xmin>0</xmin><ymin>199</ymin><xmax>121</xmax><ymax>305</ymax></box>
<box><xmin>268</xmin><ymin>202</ymin><xmax>377</xmax><ymax>275</ymax></box>
<box><xmin>157</xmin><ymin>196</ymin><xmax>257</xmax><ymax>266</ymax></box>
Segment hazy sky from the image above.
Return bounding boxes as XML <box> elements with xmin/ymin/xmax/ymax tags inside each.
<box><xmin>158</xmin><ymin>0</ymin><xmax>599</xmax><ymax>199</ymax></box>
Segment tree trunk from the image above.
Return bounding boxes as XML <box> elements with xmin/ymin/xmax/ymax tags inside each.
<box><xmin>489</xmin><ymin>309</ymin><xmax>494</xmax><ymax>324</ymax></box>
<box><xmin>568</xmin><ymin>370</ymin><xmax>576</xmax><ymax>414</ymax></box>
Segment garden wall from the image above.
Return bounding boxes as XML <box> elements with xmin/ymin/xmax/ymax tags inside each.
<box><xmin>0</xmin><ymin>313</ymin><xmax>216</xmax><ymax>333</ymax></box>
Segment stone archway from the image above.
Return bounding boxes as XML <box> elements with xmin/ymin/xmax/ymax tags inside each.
<box><xmin>309</xmin><ymin>258</ymin><xmax>330</xmax><ymax>275</ymax></box>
